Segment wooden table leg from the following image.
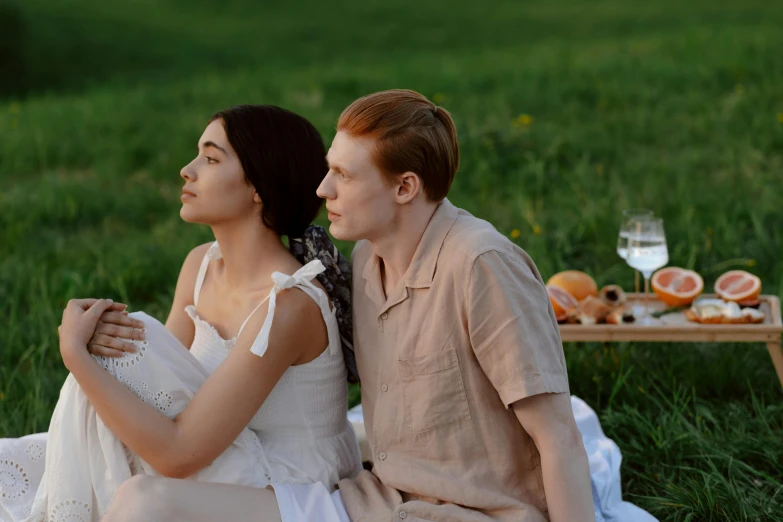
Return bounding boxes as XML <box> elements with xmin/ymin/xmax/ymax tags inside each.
<box><xmin>766</xmin><ymin>341</ymin><xmax>783</xmax><ymax>389</ymax></box>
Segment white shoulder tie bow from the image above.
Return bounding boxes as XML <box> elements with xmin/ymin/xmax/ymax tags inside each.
<box><xmin>247</xmin><ymin>259</ymin><xmax>341</xmax><ymax>358</ymax></box>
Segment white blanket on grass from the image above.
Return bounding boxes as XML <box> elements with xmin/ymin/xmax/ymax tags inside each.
<box><xmin>348</xmin><ymin>396</ymin><xmax>658</xmax><ymax>522</ymax></box>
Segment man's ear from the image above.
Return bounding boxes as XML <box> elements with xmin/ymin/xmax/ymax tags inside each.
<box><xmin>395</xmin><ymin>171</ymin><xmax>421</xmax><ymax>204</ymax></box>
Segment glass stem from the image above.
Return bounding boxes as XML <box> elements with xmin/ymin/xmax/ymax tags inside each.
<box><xmin>643</xmin><ymin>275</ymin><xmax>651</xmax><ymax>320</ymax></box>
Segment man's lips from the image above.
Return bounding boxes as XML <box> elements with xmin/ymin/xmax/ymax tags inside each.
<box><xmin>327</xmin><ymin>209</ymin><xmax>341</xmax><ymax>219</ymax></box>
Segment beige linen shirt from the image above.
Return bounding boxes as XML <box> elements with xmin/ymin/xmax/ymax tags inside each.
<box><xmin>337</xmin><ymin>199</ymin><xmax>570</xmax><ymax>522</ymax></box>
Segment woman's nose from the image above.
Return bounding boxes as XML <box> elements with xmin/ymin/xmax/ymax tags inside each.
<box><xmin>180</xmin><ymin>160</ymin><xmax>196</xmax><ymax>181</ymax></box>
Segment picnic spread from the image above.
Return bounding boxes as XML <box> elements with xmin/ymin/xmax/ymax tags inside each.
<box><xmin>546</xmin><ymin>268</ymin><xmax>783</xmax><ymax>388</ymax></box>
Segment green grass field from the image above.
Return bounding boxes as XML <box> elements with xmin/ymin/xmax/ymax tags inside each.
<box><xmin>2</xmin><ymin>0</ymin><xmax>783</xmax><ymax>520</ymax></box>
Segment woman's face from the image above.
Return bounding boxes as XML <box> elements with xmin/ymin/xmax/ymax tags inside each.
<box><xmin>179</xmin><ymin>119</ymin><xmax>259</xmax><ymax>225</ymax></box>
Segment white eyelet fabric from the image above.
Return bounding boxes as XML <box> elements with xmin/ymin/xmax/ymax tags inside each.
<box><xmin>0</xmin><ymin>243</ymin><xmax>360</xmax><ymax>521</ymax></box>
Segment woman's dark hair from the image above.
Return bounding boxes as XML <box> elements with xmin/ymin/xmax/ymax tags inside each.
<box><xmin>210</xmin><ymin>104</ymin><xmax>326</xmax><ymax>238</ymax></box>
<box><xmin>210</xmin><ymin>105</ymin><xmax>359</xmax><ymax>383</ymax></box>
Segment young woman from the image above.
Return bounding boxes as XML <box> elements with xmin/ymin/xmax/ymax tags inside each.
<box><xmin>0</xmin><ymin>105</ymin><xmax>361</xmax><ymax>522</ymax></box>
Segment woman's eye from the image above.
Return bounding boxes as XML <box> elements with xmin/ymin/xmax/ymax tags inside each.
<box><xmin>206</xmin><ymin>157</ymin><xmax>217</xmax><ymax>164</ymax></box>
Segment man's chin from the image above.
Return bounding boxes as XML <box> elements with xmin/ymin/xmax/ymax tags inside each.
<box><xmin>328</xmin><ymin>222</ymin><xmax>359</xmax><ymax>242</ymax></box>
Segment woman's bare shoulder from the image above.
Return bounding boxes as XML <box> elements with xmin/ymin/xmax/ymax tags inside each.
<box><xmin>267</xmin><ymin>284</ymin><xmax>328</xmax><ymax>364</ymax></box>
<box><xmin>176</xmin><ymin>242</ymin><xmax>213</xmax><ymax>284</ymax></box>
<box><xmin>184</xmin><ymin>242</ymin><xmax>214</xmax><ymax>268</ymax></box>
<box><xmin>170</xmin><ymin>242</ymin><xmax>215</xmax><ymax>308</ymax></box>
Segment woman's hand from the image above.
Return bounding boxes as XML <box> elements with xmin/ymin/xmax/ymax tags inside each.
<box><xmin>58</xmin><ymin>299</ymin><xmax>127</xmax><ymax>369</ymax></box>
<box><xmin>88</xmin><ymin>308</ymin><xmax>147</xmax><ymax>358</ymax></box>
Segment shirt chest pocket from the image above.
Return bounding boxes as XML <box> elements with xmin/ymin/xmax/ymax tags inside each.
<box><xmin>397</xmin><ymin>348</ymin><xmax>472</xmax><ymax>434</ymax></box>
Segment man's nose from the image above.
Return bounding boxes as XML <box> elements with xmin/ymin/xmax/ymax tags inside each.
<box><xmin>316</xmin><ymin>172</ymin><xmax>335</xmax><ymax>199</ymax></box>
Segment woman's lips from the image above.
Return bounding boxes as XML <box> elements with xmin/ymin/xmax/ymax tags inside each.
<box><xmin>327</xmin><ymin>211</ymin><xmax>340</xmax><ymax>220</ymax></box>
<box><xmin>181</xmin><ymin>188</ymin><xmax>196</xmax><ymax>201</ymax></box>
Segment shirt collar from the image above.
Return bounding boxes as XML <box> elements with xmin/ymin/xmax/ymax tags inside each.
<box><xmin>361</xmin><ymin>198</ymin><xmax>459</xmax><ymax>292</ymax></box>
<box><xmin>403</xmin><ymin>198</ymin><xmax>459</xmax><ymax>287</ymax></box>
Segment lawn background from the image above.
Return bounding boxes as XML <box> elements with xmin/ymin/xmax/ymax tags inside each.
<box><xmin>1</xmin><ymin>1</ymin><xmax>782</xmax><ymax>520</ymax></box>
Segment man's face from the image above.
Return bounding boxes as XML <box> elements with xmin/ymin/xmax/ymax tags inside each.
<box><xmin>317</xmin><ymin>131</ymin><xmax>398</xmax><ymax>242</ymax></box>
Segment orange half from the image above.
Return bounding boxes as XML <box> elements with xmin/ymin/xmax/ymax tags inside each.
<box><xmin>547</xmin><ymin>271</ymin><xmax>598</xmax><ymax>301</ymax></box>
<box><xmin>547</xmin><ymin>285</ymin><xmax>579</xmax><ymax>321</ymax></box>
<box><xmin>651</xmin><ymin>267</ymin><xmax>704</xmax><ymax>307</ymax></box>
<box><xmin>715</xmin><ymin>270</ymin><xmax>761</xmax><ymax>302</ymax></box>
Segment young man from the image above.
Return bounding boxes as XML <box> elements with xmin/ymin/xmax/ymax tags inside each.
<box><xmin>101</xmin><ymin>90</ymin><xmax>593</xmax><ymax>522</ymax></box>
<box><xmin>316</xmin><ymin>89</ymin><xmax>594</xmax><ymax>522</ymax></box>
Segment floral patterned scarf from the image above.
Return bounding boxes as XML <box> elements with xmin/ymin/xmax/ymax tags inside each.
<box><xmin>289</xmin><ymin>225</ymin><xmax>359</xmax><ymax>383</ymax></box>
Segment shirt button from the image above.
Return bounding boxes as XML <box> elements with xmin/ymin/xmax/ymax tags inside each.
<box><xmin>381</xmin><ymin>312</ymin><xmax>389</xmax><ymax>320</ymax></box>
<box><xmin>381</xmin><ymin>384</ymin><xmax>388</xmax><ymax>392</ymax></box>
<box><xmin>379</xmin><ymin>452</ymin><xmax>387</xmax><ymax>461</ymax></box>
<box><xmin>399</xmin><ymin>511</ymin><xmax>407</xmax><ymax>519</ymax></box>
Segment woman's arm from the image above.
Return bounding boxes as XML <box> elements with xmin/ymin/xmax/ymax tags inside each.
<box><xmin>164</xmin><ymin>242</ymin><xmax>213</xmax><ymax>348</ymax></box>
<box><xmin>86</xmin><ymin>242</ymin><xmax>211</xmax><ymax>358</ymax></box>
<box><xmin>59</xmin><ymin>289</ymin><xmax>327</xmax><ymax>478</ymax></box>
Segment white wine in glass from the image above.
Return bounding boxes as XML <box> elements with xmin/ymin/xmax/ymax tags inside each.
<box><xmin>627</xmin><ymin>217</ymin><xmax>668</xmax><ymax>325</ymax></box>
<box><xmin>617</xmin><ymin>209</ymin><xmax>654</xmax><ymax>298</ymax></box>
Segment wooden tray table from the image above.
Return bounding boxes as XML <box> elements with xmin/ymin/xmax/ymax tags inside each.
<box><xmin>557</xmin><ymin>294</ymin><xmax>783</xmax><ymax>388</ymax></box>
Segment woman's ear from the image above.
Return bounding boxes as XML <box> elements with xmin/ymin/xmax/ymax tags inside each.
<box><xmin>253</xmin><ymin>192</ymin><xmax>262</xmax><ymax>203</ymax></box>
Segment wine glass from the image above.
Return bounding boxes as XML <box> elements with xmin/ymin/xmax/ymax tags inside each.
<box><xmin>617</xmin><ymin>209</ymin><xmax>654</xmax><ymax>263</ymax></box>
<box><xmin>626</xmin><ymin>217</ymin><xmax>669</xmax><ymax>325</ymax></box>
<box><xmin>617</xmin><ymin>209</ymin><xmax>654</xmax><ymax>313</ymax></box>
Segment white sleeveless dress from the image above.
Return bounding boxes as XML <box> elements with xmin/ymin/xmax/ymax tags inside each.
<box><xmin>0</xmin><ymin>242</ymin><xmax>361</xmax><ymax>522</ymax></box>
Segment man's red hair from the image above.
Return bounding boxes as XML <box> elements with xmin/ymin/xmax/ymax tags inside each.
<box><xmin>337</xmin><ymin>89</ymin><xmax>459</xmax><ymax>201</ymax></box>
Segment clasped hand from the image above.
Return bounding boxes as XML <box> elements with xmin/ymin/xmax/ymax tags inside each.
<box><xmin>58</xmin><ymin>299</ymin><xmax>147</xmax><ymax>366</ymax></box>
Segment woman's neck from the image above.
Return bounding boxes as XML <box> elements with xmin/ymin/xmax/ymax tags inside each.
<box><xmin>210</xmin><ymin>217</ymin><xmax>288</xmax><ymax>290</ymax></box>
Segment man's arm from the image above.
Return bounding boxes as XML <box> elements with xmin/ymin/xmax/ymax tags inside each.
<box><xmin>466</xmin><ymin>247</ymin><xmax>594</xmax><ymax>520</ymax></box>
<box><xmin>513</xmin><ymin>392</ymin><xmax>594</xmax><ymax>522</ymax></box>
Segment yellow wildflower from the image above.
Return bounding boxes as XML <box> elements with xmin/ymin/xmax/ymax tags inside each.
<box><xmin>514</xmin><ymin>114</ymin><xmax>533</xmax><ymax>126</ymax></box>
<box><xmin>510</xmin><ymin>229</ymin><xmax>521</xmax><ymax>239</ymax></box>
<box><xmin>747</xmin><ymin>259</ymin><xmax>757</xmax><ymax>267</ymax></box>
<box><xmin>533</xmin><ymin>225</ymin><xmax>541</xmax><ymax>236</ymax></box>
<box><xmin>433</xmin><ymin>93</ymin><xmax>444</xmax><ymax>104</ymax></box>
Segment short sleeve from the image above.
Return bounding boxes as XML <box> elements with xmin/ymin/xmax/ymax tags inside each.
<box><xmin>467</xmin><ymin>248</ymin><xmax>570</xmax><ymax>407</ymax></box>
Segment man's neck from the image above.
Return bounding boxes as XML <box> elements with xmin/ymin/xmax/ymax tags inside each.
<box><xmin>210</xmin><ymin>217</ymin><xmax>288</xmax><ymax>291</ymax></box>
<box><xmin>371</xmin><ymin>201</ymin><xmax>439</xmax><ymax>299</ymax></box>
